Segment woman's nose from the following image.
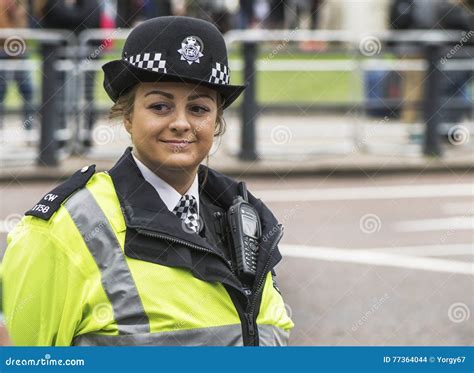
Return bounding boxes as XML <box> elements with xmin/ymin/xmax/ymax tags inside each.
<box><xmin>169</xmin><ymin>111</ymin><xmax>191</xmax><ymax>133</ymax></box>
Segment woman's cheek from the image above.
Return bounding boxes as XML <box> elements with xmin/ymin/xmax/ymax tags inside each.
<box><xmin>140</xmin><ymin>120</ymin><xmax>161</xmax><ymax>139</ymax></box>
<box><xmin>200</xmin><ymin>124</ymin><xmax>214</xmax><ymax>148</ymax></box>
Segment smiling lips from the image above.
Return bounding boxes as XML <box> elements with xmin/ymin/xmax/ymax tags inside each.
<box><xmin>160</xmin><ymin>139</ymin><xmax>195</xmax><ymax>150</ymax></box>
<box><xmin>161</xmin><ymin>139</ymin><xmax>195</xmax><ymax>144</ymax></box>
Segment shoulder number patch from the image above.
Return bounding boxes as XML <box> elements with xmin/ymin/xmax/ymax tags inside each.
<box><xmin>25</xmin><ymin>165</ymin><xmax>96</xmax><ymax>220</ymax></box>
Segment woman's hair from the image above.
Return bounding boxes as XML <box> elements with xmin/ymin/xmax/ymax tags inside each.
<box><xmin>108</xmin><ymin>83</ymin><xmax>227</xmax><ymax>137</ymax></box>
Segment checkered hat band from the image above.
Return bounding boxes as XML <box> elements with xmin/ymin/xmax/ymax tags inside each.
<box><xmin>125</xmin><ymin>53</ymin><xmax>167</xmax><ymax>73</ymax></box>
<box><xmin>209</xmin><ymin>62</ymin><xmax>230</xmax><ymax>85</ymax></box>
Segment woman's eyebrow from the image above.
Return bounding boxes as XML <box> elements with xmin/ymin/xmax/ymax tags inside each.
<box><xmin>188</xmin><ymin>93</ymin><xmax>215</xmax><ymax>102</ymax></box>
<box><xmin>144</xmin><ymin>90</ymin><xmax>174</xmax><ymax>99</ymax></box>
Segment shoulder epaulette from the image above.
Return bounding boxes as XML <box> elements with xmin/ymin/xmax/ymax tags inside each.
<box><xmin>25</xmin><ymin>165</ymin><xmax>96</xmax><ymax>220</ymax></box>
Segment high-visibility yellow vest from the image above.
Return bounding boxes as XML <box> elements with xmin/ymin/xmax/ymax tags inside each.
<box><xmin>3</xmin><ymin>159</ymin><xmax>294</xmax><ymax>346</ymax></box>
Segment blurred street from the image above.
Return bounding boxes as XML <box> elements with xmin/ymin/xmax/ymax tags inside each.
<box><xmin>1</xmin><ymin>171</ymin><xmax>472</xmax><ymax>345</ymax></box>
<box><xmin>0</xmin><ymin>0</ymin><xmax>472</xmax><ymax>350</ymax></box>
<box><xmin>248</xmin><ymin>172</ymin><xmax>473</xmax><ymax>346</ymax></box>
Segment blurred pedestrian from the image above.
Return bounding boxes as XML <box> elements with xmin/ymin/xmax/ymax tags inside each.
<box><xmin>116</xmin><ymin>0</ymin><xmax>147</xmax><ymax>27</ymax></box>
<box><xmin>0</xmin><ymin>0</ymin><xmax>35</xmax><ymax>131</ymax></box>
<box><xmin>285</xmin><ymin>0</ymin><xmax>324</xmax><ymax>51</ymax></box>
<box><xmin>437</xmin><ymin>0</ymin><xmax>473</xmax><ymax>129</ymax></box>
<box><xmin>390</xmin><ymin>0</ymin><xmax>473</xmax><ymax>126</ymax></box>
<box><xmin>185</xmin><ymin>0</ymin><xmax>238</xmax><ymax>33</ymax></box>
<box><xmin>391</xmin><ymin>0</ymin><xmax>439</xmax><ymax>123</ymax></box>
<box><xmin>34</xmin><ymin>0</ymin><xmax>101</xmax><ymax>150</ymax></box>
<box><xmin>237</xmin><ymin>0</ymin><xmax>254</xmax><ymax>29</ymax></box>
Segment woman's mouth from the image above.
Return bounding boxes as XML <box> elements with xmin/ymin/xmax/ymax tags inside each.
<box><xmin>160</xmin><ymin>139</ymin><xmax>195</xmax><ymax>150</ymax></box>
<box><xmin>161</xmin><ymin>139</ymin><xmax>194</xmax><ymax>145</ymax></box>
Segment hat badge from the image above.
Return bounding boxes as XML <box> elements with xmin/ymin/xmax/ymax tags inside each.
<box><xmin>177</xmin><ymin>36</ymin><xmax>204</xmax><ymax>65</ymax></box>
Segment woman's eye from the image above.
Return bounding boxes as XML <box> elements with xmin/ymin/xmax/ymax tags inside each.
<box><xmin>189</xmin><ymin>105</ymin><xmax>210</xmax><ymax>114</ymax></box>
<box><xmin>149</xmin><ymin>103</ymin><xmax>171</xmax><ymax>112</ymax></box>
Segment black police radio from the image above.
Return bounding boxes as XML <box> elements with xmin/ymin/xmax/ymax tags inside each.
<box><xmin>226</xmin><ymin>182</ymin><xmax>262</xmax><ymax>282</ymax></box>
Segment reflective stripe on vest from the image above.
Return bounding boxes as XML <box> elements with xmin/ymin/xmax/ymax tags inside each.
<box><xmin>64</xmin><ymin>185</ymin><xmax>290</xmax><ymax>346</ymax></box>
<box><xmin>64</xmin><ymin>188</ymin><xmax>150</xmax><ymax>335</ymax></box>
<box><xmin>72</xmin><ymin>324</ymin><xmax>244</xmax><ymax>346</ymax></box>
<box><xmin>258</xmin><ymin>325</ymin><xmax>290</xmax><ymax>346</ymax></box>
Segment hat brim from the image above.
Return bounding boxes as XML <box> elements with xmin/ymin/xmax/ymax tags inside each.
<box><xmin>102</xmin><ymin>60</ymin><xmax>246</xmax><ymax>109</ymax></box>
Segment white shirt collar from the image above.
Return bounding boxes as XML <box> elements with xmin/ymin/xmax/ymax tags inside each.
<box><xmin>132</xmin><ymin>152</ymin><xmax>200</xmax><ymax>214</ymax></box>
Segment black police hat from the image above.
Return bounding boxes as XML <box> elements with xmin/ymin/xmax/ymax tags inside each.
<box><xmin>102</xmin><ymin>16</ymin><xmax>246</xmax><ymax>109</ymax></box>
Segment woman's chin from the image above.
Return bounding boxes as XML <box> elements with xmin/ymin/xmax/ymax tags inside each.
<box><xmin>156</xmin><ymin>153</ymin><xmax>200</xmax><ymax>171</ymax></box>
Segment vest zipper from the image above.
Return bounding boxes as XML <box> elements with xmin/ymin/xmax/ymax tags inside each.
<box><xmin>244</xmin><ymin>313</ymin><xmax>255</xmax><ymax>336</ymax></box>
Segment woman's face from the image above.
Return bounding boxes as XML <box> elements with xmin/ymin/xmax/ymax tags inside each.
<box><xmin>125</xmin><ymin>82</ymin><xmax>218</xmax><ymax>173</ymax></box>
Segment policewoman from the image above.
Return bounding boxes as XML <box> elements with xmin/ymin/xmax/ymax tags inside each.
<box><xmin>2</xmin><ymin>16</ymin><xmax>294</xmax><ymax>346</ymax></box>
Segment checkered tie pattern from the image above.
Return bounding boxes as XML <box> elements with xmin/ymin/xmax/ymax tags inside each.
<box><xmin>173</xmin><ymin>194</ymin><xmax>200</xmax><ymax>233</ymax></box>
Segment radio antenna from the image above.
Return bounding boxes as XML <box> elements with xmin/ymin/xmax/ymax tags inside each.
<box><xmin>238</xmin><ymin>182</ymin><xmax>248</xmax><ymax>202</ymax></box>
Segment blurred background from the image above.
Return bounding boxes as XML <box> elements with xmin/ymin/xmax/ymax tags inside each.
<box><xmin>0</xmin><ymin>0</ymin><xmax>472</xmax><ymax>346</ymax></box>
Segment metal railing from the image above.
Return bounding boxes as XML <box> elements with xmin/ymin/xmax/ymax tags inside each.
<box><xmin>224</xmin><ymin>29</ymin><xmax>472</xmax><ymax>159</ymax></box>
<box><xmin>0</xmin><ymin>28</ymin><xmax>74</xmax><ymax>166</ymax></box>
<box><xmin>0</xmin><ymin>28</ymin><xmax>472</xmax><ymax>166</ymax></box>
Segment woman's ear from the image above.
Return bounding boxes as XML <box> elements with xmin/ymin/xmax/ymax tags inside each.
<box><xmin>124</xmin><ymin>116</ymin><xmax>132</xmax><ymax>134</ymax></box>
<box><xmin>123</xmin><ymin>85</ymin><xmax>138</xmax><ymax>134</ymax></box>
<box><xmin>123</xmin><ymin>110</ymin><xmax>134</xmax><ymax>134</ymax></box>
